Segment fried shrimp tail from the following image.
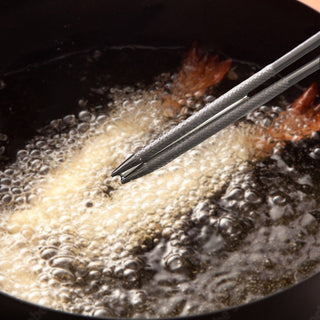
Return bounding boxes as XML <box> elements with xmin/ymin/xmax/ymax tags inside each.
<box><xmin>256</xmin><ymin>82</ymin><xmax>320</xmax><ymax>153</ymax></box>
<box><xmin>292</xmin><ymin>82</ymin><xmax>318</xmax><ymax>115</ymax></box>
<box><xmin>163</xmin><ymin>43</ymin><xmax>232</xmax><ymax>118</ymax></box>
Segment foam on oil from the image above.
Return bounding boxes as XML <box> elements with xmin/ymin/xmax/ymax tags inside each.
<box><xmin>0</xmin><ymin>76</ymin><xmax>259</xmax><ymax>313</ymax></box>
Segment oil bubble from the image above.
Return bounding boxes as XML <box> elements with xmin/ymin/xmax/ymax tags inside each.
<box><xmin>51</xmin><ymin>268</ymin><xmax>75</xmax><ymax>283</ymax></box>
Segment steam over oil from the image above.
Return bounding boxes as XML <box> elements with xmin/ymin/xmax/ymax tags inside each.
<box><xmin>0</xmin><ymin>48</ymin><xmax>320</xmax><ymax>318</ymax></box>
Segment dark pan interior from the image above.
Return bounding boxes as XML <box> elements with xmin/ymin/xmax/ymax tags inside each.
<box><xmin>0</xmin><ymin>0</ymin><xmax>320</xmax><ymax>319</ymax></box>
<box><xmin>0</xmin><ymin>0</ymin><xmax>320</xmax><ymax>69</ymax></box>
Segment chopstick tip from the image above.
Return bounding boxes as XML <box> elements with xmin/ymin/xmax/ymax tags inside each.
<box><xmin>120</xmin><ymin>176</ymin><xmax>131</xmax><ymax>184</ymax></box>
<box><xmin>111</xmin><ymin>154</ymin><xmax>140</xmax><ymax>177</ymax></box>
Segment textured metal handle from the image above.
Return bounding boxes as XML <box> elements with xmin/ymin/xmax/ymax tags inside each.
<box><xmin>136</xmin><ymin>33</ymin><xmax>320</xmax><ymax>159</ymax></box>
<box><xmin>122</xmin><ymin>56</ymin><xmax>320</xmax><ymax>183</ymax></box>
<box><xmin>114</xmin><ymin>32</ymin><xmax>320</xmax><ymax>177</ymax></box>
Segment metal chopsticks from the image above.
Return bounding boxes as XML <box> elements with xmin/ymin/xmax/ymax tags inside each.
<box><xmin>112</xmin><ymin>31</ymin><xmax>320</xmax><ymax>183</ymax></box>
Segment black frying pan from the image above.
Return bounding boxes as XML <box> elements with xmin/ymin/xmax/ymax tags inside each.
<box><xmin>0</xmin><ymin>1</ymin><xmax>320</xmax><ymax>319</ymax></box>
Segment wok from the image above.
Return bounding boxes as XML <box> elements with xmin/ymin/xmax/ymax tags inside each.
<box><xmin>0</xmin><ymin>0</ymin><xmax>320</xmax><ymax>319</ymax></box>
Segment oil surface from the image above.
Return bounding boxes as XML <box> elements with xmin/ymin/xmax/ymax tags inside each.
<box><xmin>0</xmin><ymin>48</ymin><xmax>320</xmax><ymax>318</ymax></box>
